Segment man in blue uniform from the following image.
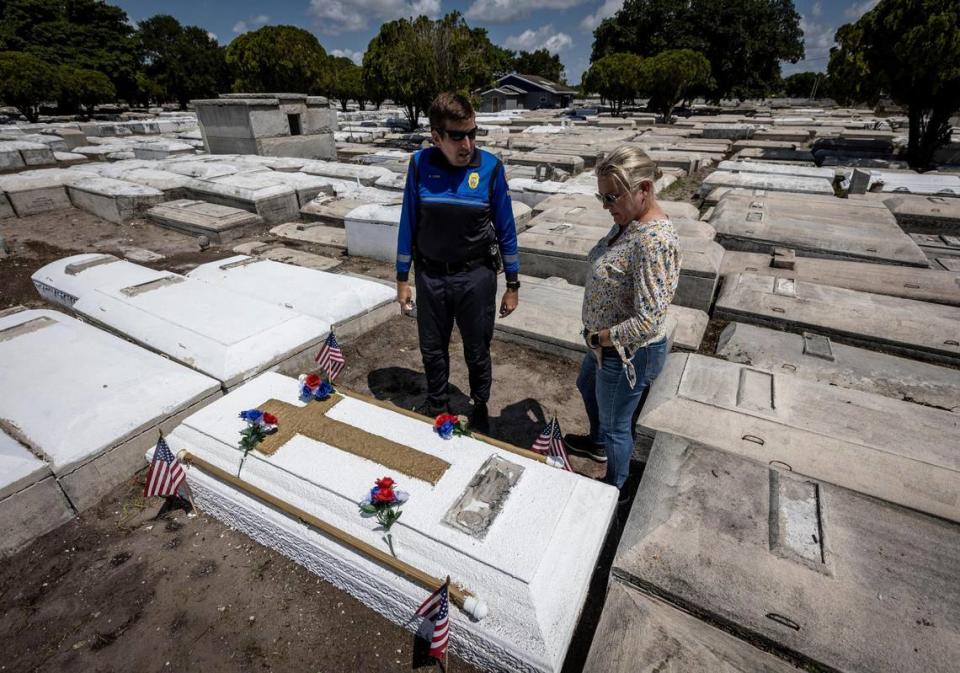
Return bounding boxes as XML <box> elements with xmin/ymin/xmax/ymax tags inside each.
<box><xmin>395</xmin><ymin>93</ymin><xmax>520</xmax><ymax>432</ymax></box>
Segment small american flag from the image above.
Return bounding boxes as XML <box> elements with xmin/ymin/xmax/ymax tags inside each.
<box><xmin>415</xmin><ymin>580</ymin><xmax>450</xmax><ymax>665</ymax></box>
<box><xmin>314</xmin><ymin>332</ymin><xmax>345</xmax><ymax>380</ymax></box>
<box><xmin>144</xmin><ymin>433</ymin><xmax>186</xmax><ymax>498</ymax></box>
<box><xmin>531</xmin><ymin>417</ymin><xmax>573</xmax><ymax>471</ymax></box>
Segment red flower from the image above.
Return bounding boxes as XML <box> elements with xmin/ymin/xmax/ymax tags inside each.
<box><xmin>304</xmin><ymin>373</ymin><xmax>322</xmax><ymax>389</ymax></box>
<box><xmin>434</xmin><ymin>413</ymin><xmax>458</xmax><ymax>429</ymax></box>
<box><xmin>376</xmin><ymin>477</ymin><xmax>395</xmax><ymax>490</ymax></box>
<box><xmin>262</xmin><ymin>412</ymin><xmax>278</xmax><ymax>425</ymax></box>
<box><xmin>373</xmin><ymin>488</ymin><xmax>396</xmax><ymax>503</ymax></box>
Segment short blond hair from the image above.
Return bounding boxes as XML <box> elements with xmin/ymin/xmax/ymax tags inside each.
<box><xmin>595</xmin><ymin>146</ymin><xmax>662</xmax><ymax>193</ymax></box>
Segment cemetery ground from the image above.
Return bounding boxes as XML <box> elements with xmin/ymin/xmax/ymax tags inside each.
<box><xmin>0</xmin><ymin>207</ymin><xmax>622</xmax><ymax>672</ymax></box>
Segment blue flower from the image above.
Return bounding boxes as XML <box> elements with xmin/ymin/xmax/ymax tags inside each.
<box><xmin>436</xmin><ymin>420</ymin><xmax>455</xmax><ymax>439</ymax></box>
<box><xmin>299</xmin><ymin>384</ymin><xmax>314</xmax><ymax>401</ymax></box>
<box><xmin>315</xmin><ymin>379</ymin><xmax>335</xmax><ymax>400</ymax></box>
<box><xmin>239</xmin><ymin>409</ymin><xmax>264</xmax><ymax>424</ymax></box>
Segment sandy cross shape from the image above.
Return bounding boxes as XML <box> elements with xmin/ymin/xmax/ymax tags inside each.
<box><xmin>253</xmin><ymin>395</ymin><xmax>450</xmax><ymax>485</ymax></box>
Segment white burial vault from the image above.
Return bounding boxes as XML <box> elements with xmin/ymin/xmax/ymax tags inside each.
<box><xmin>0</xmin><ymin>307</ymin><xmax>220</xmax><ymax>515</ymax></box>
<box><xmin>31</xmin><ymin>254</ymin><xmax>330</xmax><ymax>389</ymax></box>
<box><xmin>166</xmin><ymin>372</ymin><xmax>617</xmax><ymax>672</ymax></box>
<box><xmin>185</xmin><ymin>255</ymin><xmax>396</xmax><ymax>340</ymax></box>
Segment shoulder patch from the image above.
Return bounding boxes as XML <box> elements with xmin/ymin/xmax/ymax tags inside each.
<box><xmin>468</xmin><ymin>172</ymin><xmax>480</xmax><ymax>189</ymax></box>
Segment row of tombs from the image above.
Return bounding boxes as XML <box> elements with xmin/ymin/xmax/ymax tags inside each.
<box><xmin>1</xmin><ymin>241</ymin><xmax>958</xmax><ymax>673</ymax></box>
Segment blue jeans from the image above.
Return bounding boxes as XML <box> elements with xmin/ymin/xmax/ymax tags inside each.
<box><xmin>576</xmin><ymin>339</ymin><xmax>668</xmax><ymax>489</ymax></box>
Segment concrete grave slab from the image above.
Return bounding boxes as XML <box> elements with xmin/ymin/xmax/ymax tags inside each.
<box><xmin>187</xmin><ymin>172</ymin><xmax>300</xmax><ymax>224</ymax></box>
<box><xmin>0</xmin><ymin>308</ymin><xmax>220</xmax><ymax>512</ymax></box>
<box><xmin>0</xmin><ymin>168</ymin><xmax>96</xmax><ymax>216</ymax></box>
<box><xmin>710</xmin><ymin>192</ymin><xmax>929</xmax><ymax>266</ymax></box>
<box><xmin>489</xmin><ymin>275</ymin><xmax>708</xmax><ymax>359</ymax></box>
<box><xmin>344</xmin><ymin>203</ymin><xmax>402</xmax><ymax>262</ymax></box>
<box><xmin>186</xmin><ymin>255</ymin><xmax>394</xmax><ymax>340</ymax></box>
<box><xmin>0</xmin><ymin>192</ymin><xmax>13</xmax><ymax>219</ymax></box>
<box><xmin>131</xmin><ymin>140</ymin><xmax>195</xmax><ymax>161</ymax></box>
<box><xmin>168</xmin><ymin>371</ymin><xmax>617</xmax><ymax>673</ymax></box>
<box><xmin>883</xmin><ymin>194</ymin><xmax>960</xmax><ymax>234</ymax></box>
<box><xmin>146</xmin><ymin>199</ymin><xmax>263</xmax><ymax>242</ymax></box>
<box><xmin>867</xmin><ymin>170</ymin><xmax>960</xmax><ymax>196</ymax></box>
<box><xmin>300</xmin><ymin>188</ymin><xmax>403</xmax><ymax>224</ymax></box>
<box><xmin>700</xmin><ymin>171</ymin><xmax>834</xmax><ymax>196</ymax></box>
<box><xmin>1</xmin><ymin>140</ymin><xmax>56</xmax><ymax>167</ymax></box>
<box><xmin>299</xmin><ymin>160</ymin><xmax>394</xmax><ymax>186</ymax></box>
<box><xmin>101</xmin><ymin>167</ymin><xmax>192</xmax><ymax>200</ymax></box>
<box><xmin>517</xmin><ymin>221</ymin><xmax>724</xmax><ymax>311</ymax></box>
<box><xmin>270</xmin><ymin>221</ymin><xmax>346</xmax><ymax>249</ymax></box>
<box><xmin>715</xmin><ymin>273</ymin><xmax>960</xmax><ymax>365</ymax></box>
<box><xmin>0</xmin><ymin>142</ymin><xmax>25</xmax><ymax>171</ymax></box>
<box><xmin>720</xmin><ymin>250</ymin><xmax>960</xmax><ymax>306</ymax></box>
<box><xmin>231</xmin><ymin>244</ymin><xmax>342</xmax><ymax>271</ymax></box>
<box><xmin>583</xmin><ymin>582</ymin><xmax>802</xmax><ymax>673</ymax></box>
<box><xmin>531</xmin><ymin>192</ymin><xmax>701</xmax><ymax>221</ymax></box>
<box><xmin>910</xmin><ymin>232</ymin><xmax>960</xmax><ymax>259</ymax></box>
<box><xmin>716</xmin><ymin>322</ymin><xmax>960</xmax><ymax>411</ymax></box>
<box><xmin>637</xmin><ymin>354</ymin><xmax>960</xmax><ymax>521</ymax></box>
<box><xmin>614</xmin><ymin>433</ymin><xmax>960</xmax><ymax>673</ymax></box>
<box><xmin>506</xmin><ymin>152</ymin><xmax>585</xmax><ymax>175</ymax></box>
<box><xmin>717</xmin><ymin>159</ymin><xmax>841</xmax><ymax>180</ymax></box>
<box><xmin>0</xmin><ymin>430</ymin><xmax>74</xmax><ymax>559</ymax></box>
<box><xmin>531</xmin><ymin>205</ymin><xmax>716</xmax><ymax>239</ymax></box>
<box><xmin>31</xmin><ymin>254</ymin><xmax>331</xmax><ymax>389</ymax></box>
<box><xmin>67</xmin><ymin>176</ymin><xmax>165</xmax><ymax>224</ymax></box>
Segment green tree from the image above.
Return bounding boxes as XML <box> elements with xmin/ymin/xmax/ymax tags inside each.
<box><xmin>226</xmin><ymin>25</ymin><xmax>331</xmax><ymax>94</ymax></box>
<box><xmin>138</xmin><ymin>15</ymin><xmax>225</xmax><ymax>109</ymax></box>
<box><xmin>590</xmin><ymin>0</ymin><xmax>803</xmax><ymax>101</ymax></box>
<box><xmin>582</xmin><ymin>52</ymin><xmax>645</xmax><ymax>115</ymax></box>
<box><xmin>638</xmin><ymin>49</ymin><xmax>710</xmax><ymax>122</ymax></box>
<box><xmin>513</xmin><ymin>49</ymin><xmax>565</xmax><ymax>83</ymax></box>
<box><xmin>57</xmin><ymin>64</ymin><xmax>115</xmax><ymax>117</ymax></box>
<box><xmin>827</xmin><ymin>0</ymin><xmax>960</xmax><ymax>169</ymax></box>
<box><xmin>782</xmin><ymin>71</ymin><xmax>820</xmax><ymax>98</ymax></box>
<box><xmin>329</xmin><ymin>57</ymin><xmax>365</xmax><ymax>111</ymax></box>
<box><xmin>0</xmin><ymin>0</ymin><xmax>141</xmax><ymax>102</ymax></box>
<box><xmin>0</xmin><ymin>51</ymin><xmax>59</xmax><ymax>122</ymax></box>
<box><xmin>363</xmin><ymin>12</ymin><xmax>496</xmax><ymax>128</ymax></box>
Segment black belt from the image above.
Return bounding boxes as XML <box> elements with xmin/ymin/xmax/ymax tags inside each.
<box><xmin>416</xmin><ymin>255</ymin><xmax>489</xmax><ymax>275</ymax></box>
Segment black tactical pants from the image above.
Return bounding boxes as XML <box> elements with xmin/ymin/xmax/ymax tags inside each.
<box><xmin>415</xmin><ymin>264</ymin><xmax>496</xmax><ymax>408</ymax></box>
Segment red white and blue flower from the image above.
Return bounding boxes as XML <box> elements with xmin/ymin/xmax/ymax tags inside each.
<box><xmin>299</xmin><ymin>372</ymin><xmax>335</xmax><ymax>401</ymax></box>
<box><xmin>433</xmin><ymin>413</ymin><xmax>470</xmax><ymax>439</ymax></box>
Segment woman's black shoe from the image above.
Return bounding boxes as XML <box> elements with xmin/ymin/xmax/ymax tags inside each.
<box><xmin>563</xmin><ymin>433</ymin><xmax>607</xmax><ymax>463</ymax></box>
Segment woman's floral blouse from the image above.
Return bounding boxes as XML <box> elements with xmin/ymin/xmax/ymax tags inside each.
<box><xmin>582</xmin><ymin>217</ymin><xmax>681</xmax><ymax>383</ymax></box>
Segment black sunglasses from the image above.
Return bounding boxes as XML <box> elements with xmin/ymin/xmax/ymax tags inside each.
<box><xmin>439</xmin><ymin>126</ymin><xmax>478</xmax><ymax>141</ymax></box>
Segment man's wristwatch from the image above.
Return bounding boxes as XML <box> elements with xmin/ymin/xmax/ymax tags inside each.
<box><xmin>505</xmin><ymin>280</ymin><xmax>521</xmax><ymax>291</ymax></box>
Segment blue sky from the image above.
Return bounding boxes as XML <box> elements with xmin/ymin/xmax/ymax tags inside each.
<box><xmin>113</xmin><ymin>0</ymin><xmax>881</xmax><ymax>84</ymax></box>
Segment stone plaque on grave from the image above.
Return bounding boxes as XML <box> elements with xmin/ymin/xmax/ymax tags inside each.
<box><xmin>442</xmin><ymin>455</ymin><xmax>523</xmax><ymax>538</ymax></box>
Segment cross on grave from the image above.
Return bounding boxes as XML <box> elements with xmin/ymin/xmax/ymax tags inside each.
<box><xmin>252</xmin><ymin>395</ymin><xmax>451</xmax><ymax>485</ymax></box>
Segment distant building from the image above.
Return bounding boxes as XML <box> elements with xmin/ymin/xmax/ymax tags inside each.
<box><xmin>478</xmin><ymin>74</ymin><xmax>577</xmax><ymax>113</ymax></box>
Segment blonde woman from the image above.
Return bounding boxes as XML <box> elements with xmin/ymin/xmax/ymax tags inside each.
<box><xmin>565</xmin><ymin>147</ymin><xmax>681</xmax><ymax>495</ymax></box>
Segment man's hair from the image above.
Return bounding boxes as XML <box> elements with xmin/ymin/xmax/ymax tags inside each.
<box><xmin>429</xmin><ymin>93</ymin><xmax>475</xmax><ymax>130</ymax></box>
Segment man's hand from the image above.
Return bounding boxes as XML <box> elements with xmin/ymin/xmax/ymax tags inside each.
<box><xmin>396</xmin><ymin>281</ymin><xmax>414</xmax><ymax>314</ymax></box>
<box><xmin>499</xmin><ymin>288</ymin><xmax>518</xmax><ymax>318</ymax></box>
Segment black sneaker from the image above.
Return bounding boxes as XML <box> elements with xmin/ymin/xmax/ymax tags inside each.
<box><xmin>469</xmin><ymin>402</ymin><xmax>489</xmax><ymax>434</ymax></box>
<box><xmin>414</xmin><ymin>399</ymin><xmax>448</xmax><ymax>418</ymax></box>
<box><xmin>564</xmin><ymin>433</ymin><xmax>607</xmax><ymax>463</ymax></box>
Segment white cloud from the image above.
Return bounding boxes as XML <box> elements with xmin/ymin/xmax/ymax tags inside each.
<box><xmin>504</xmin><ymin>25</ymin><xmax>573</xmax><ymax>54</ymax></box>
<box><xmin>331</xmin><ymin>48</ymin><xmax>365</xmax><ymax>65</ymax></box>
<box><xmin>811</xmin><ymin>1</ymin><xmax>822</xmax><ymax>17</ymax></box>
<box><xmin>232</xmin><ymin>15</ymin><xmax>270</xmax><ymax>34</ymax></box>
<box><xmin>207</xmin><ymin>31</ymin><xmax>218</xmax><ymax>42</ymax></box>
<box><xmin>466</xmin><ymin>0</ymin><xmax>589</xmax><ymax>24</ymax></box>
<box><xmin>845</xmin><ymin>0</ymin><xmax>880</xmax><ymax>19</ymax></box>
<box><xmin>309</xmin><ymin>0</ymin><xmax>441</xmax><ymax>34</ymax></box>
<box><xmin>782</xmin><ymin>14</ymin><xmax>835</xmax><ymax>76</ymax></box>
<box><xmin>579</xmin><ymin>0</ymin><xmax>623</xmax><ymax>31</ymax></box>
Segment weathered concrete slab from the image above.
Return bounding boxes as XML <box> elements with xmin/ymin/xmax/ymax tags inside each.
<box><xmin>715</xmin><ymin>273</ymin><xmax>960</xmax><ymax>365</ymax></box>
<box><xmin>270</xmin><ymin>221</ymin><xmax>347</xmax><ymax>249</ymax></box>
<box><xmin>720</xmin><ymin>250</ymin><xmax>960</xmax><ymax>306</ymax></box>
<box><xmin>0</xmin><ymin>308</ymin><xmax>220</xmax><ymax>512</ymax></box>
<box><xmin>102</xmin><ymin>167</ymin><xmax>192</xmax><ymax>199</ymax></box>
<box><xmin>344</xmin><ymin>203</ymin><xmax>402</xmax><ymax>262</ymax></box>
<box><xmin>0</xmin><ymin>140</ymin><xmax>56</xmax><ymax>167</ymax></box>
<box><xmin>583</xmin><ymin>581</ymin><xmax>802</xmax><ymax>673</ymax></box>
<box><xmin>531</xmin><ymin>192</ymin><xmax>701</xmax><ymax>221</ymax></box>
<box><xmin>867</xmin><ymin>170</ymin><xmax>960</xmax><ymax>196</ymax></box>
<box><xmin>517</xmin><ymin>221</ymin><xmax>724</xmax><ymax>311</ymax></box>
<box><xmin>488</xmin><ymin>275</ymin><xmax>708</xmax><ymax>359</ymax></box>
<box><xmin>532</xmin><ymin>205</ymin><xmax>716</xmax><ymax>239</ymax></box>
<box><xmin>637</xmin><ymin>354</ymin><xmax>960</xmax><ymax>521</ymax></box>
<box><xmin>0</xmin><ymin>168</ymin><xmax>95</xmax><ymax>216</ymax></box>
<box><xmin>264</xmin><ymin>171</ymin><xmax>340</xmax><ymax>207</ymax></box>
<box><xmin>231</xmin><ymin>244</ymin><xmax>342</xmax><ymax>271</ymax></box>
<box><xmin>614</xmin><ymin>432</ymin><xmax>960</xmax><ymax>673</ymax></box>
<box><xmin>299</xmin><ymin>188</ymin><xmax>403</xmax><ymax>224</ymax></box>
<box><xmin>132</xmin><ymin>140</ymin><xmax>195</xmax><ymax>161</ymax></box>
<box><xmin>146</xmin><ymin>199</ymin><xmax>263</xmax><ymax>242</ymax></box>
<box><xmin>31</xmin><ymin>254</ymin><xmax>331</xmax><ymax>389</ymax></box>
<box><xmin>700</xmin><ymin>171</ymin><xmax>834</xmax><ymax>196</ymax></box>
<box><xmin>186</xmin><ymin>255</ymin><xmax>395</xmax><ymax>340</ymax></box>
<box><xmin>170</xmin><ymin>371</ymin><xmax>617</xmax><ymax>673</ymax></box>
<box><xmin>910</xmin><ymin>233</ymin><xmax>960</xmax><ymax>261</ymax></box>
<box><xmin>67</xmin><ymin>177</ymin><xmax>165</xmax><ymax>224</ymax></box>
<box><xmin>716</xmin><ymin>322</ymin><xmax>960</xmax><ymax>411</ymax></box>
<box><xmin>506</xmin><ymin>152</ymin><xmax>585</xmax><ymax>175</ymax></box>
<box><xmin>710</xmin><ymin>192</ymin><xmax>929</xmax><ymax>266</ymax></box>
<box><xmin>187</xmin><ymin>172</ymin><xmax>300</xmax><ymax>224</ymax></box>
<box><xmin>0</xmin><ymin>192</ymin><xmax>13</xmax><ymax>219</ymax></box>
<box><xmin>299</xmin><ymin>160</ymin><xmax>394</xmax><ymax>185</ymax></box>
<box><xmin>883</xmin><ymin>194</ymin><xmax>960</xmax><ymax>234</ymax></box>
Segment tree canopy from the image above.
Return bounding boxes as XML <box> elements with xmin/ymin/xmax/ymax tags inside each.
<box><xmin>0</xmin><ymin>51</ymin><xmax>60</xmax><ymax>122</ymax></box>
<box><xmin>139</xmin><ymin>15</ymin><xmax>226</xmax><ymax>109</ymax></box>
<box><xmin>590</xmin><ymin>0</ymin><xmax>803</xmax><ymax>101</ymax></box>
<box><xmin>827</xmin><ymin>0</ymin><xmax>960</xmax><ymax>168</ymax></box>
<box><xmin>226</xmin><ymin>25</ymin><xmax>331</xmax><ymax>95</ymax></box>
<box><xmin>363</xmin><ymin>12</ymin><xmax>496</xmax><ymax>128</ymax></box>
<box><xmin>782</xmin><ymin>71</ymin><xmax>820</xmax><ymax>98</ymax></box>
<box><xmin>582</xmin><ymin>53</ymin><xmax>645</xmax><ymax>115</ymax></box>
<box><xmin>638</xmin><ymin>49</ymin><xmax>711</xmax><ymax>122</ymax></box>
<box><xmin>329</xmin><ymin>57</ymin><xmax>365</xmax><ymax>111</ymax></box>
<box><xmin>57</xmin><ymin>64</ymin><xmax>115</xmax><ymax>116</ymax></box>
<box><xmin>513</xmin><ymin>49</ymin><xmax>565</xmax><ymax>83</ymax></box>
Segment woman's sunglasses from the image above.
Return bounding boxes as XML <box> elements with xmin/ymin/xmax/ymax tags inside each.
<box><xmin>595</xmin><ymin>191</ymin><xmax>628</xmax><ymax>205</ymax></box>
<box><xmin>439</xmin><ymin>126</ymin><xmax>478</xmax><ymax>141</ymax></box>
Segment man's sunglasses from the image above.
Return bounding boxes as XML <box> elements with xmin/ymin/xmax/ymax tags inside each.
<box><xmin>439</xmin><ymin>126</ymin><xmax>478</xmax><ymax>141</ymax></box>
